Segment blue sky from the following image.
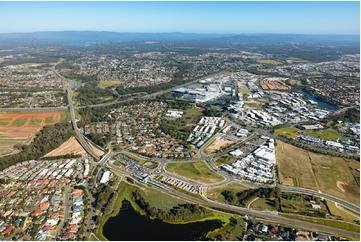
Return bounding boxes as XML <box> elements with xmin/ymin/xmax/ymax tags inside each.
<box><xmin>0</xmin><ymin>1</ymin><xmax>359</xmax><ymax>34</ymax></box>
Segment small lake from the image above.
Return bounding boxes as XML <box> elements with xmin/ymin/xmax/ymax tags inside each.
<box><xmin>299</xmin><ymin>90</ymin><xmax>340</xmax><ymax>110</ymax></box>
<box><xmin>103</xmin><ymin>200</ymin><xmax>224</xmax><ymax>241</ymax></box>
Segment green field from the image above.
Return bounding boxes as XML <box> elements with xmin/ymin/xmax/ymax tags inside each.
<box><xmin>327</xmin><ymin>200</ymin><xmax>360</xmax><ymax>222</ymax></box>
<box><xmin>274</xmin><ymin>126</ymin><xmax>300</xmax><ymax>139</ymax></box>
<box><xmin>213</xmin><ymin>155</ymin><xmax>237</xmax><ymax>167</ymax></box>
<box><xmin>289</xmin><ymin>79</ymin><xmax>302</xmax><ymax>86</ymax></box>
<box><xmin>181</xmin><ymin>107</ymin><xmax>203</xmax><ymax>125</ymax></box>
<box><xmin>12</xmin><ymin>118</ymin><xmax>27</xmax><ymax>126</ymax></box>
<box><xmin>276</xmin><ymin>141</ymin><xmax>360</xmax><ymax>206</ymax></box>
<box><xmin>280</xmin><ymin>193</ymin><xmax>326</xmax><ymax>215</ymax></box>
<box><xmin>0</xmin><ymin>139</ymin><xmax>27</xmax><ymax>154</ymax></box>
<box><xmin>304</xmin><ymin>129</ymin><xmax>343</xmax><ymax>141</ymax></box>
<box><xmin>28</xmin><ymin>119</ymin><xmax>42</xmax><ymax>127</ymax></box>
<box><xmin>60</xmin><ymin>110</ymin><xmax>71</xmax><ymax>123</ymax></box>
<box><xmin>238</xmin><ymin>88</ymin><xmax>251</xmax><ymax>95</ymax></box>
<box><xmin>45</xmin><ymin>116</ymin><xmax>55</xmax><ymax>124</ymax></box>
<box><xmin>282</xmin><ymin>214</ymin><xmax>360</xmax><ymax>233</ymax></box>
<box><xmin>206</xmin><ymin>182</ymin><xmax>250</xmax><ymax>203</ymax></box>
<box><xmin>165</xmin><ymin>161</ymin><xmax>224</xmax><ymax>184</ymax></box>
<box><xmin>98</xmin><ymin>80</ymin><xmax>122</xmax><ymax>89</ymax></box>
<box><xmin>0</xmin><ymin>118</ymin><xmax>12</xmax><ymax>126</ymax></box>
<box><xmin>257</xmin><ymin>59</ymin><xmax>283</xmax><ymax>65</ymax></box>
<box><xmin>249</xmin><ymin>197</ymin><xmax>278</xmax><ymax>211</ymax></box>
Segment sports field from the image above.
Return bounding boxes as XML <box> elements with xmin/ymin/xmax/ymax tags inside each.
<box><xmin>165</xmin><ymin>161</ymin><xmax>224</xmax><ymax>184</ymax></box>
<box><xmin>276</xmin><ymin>140</ymin><xmax>360</xmax><ymax>206</ymax></box>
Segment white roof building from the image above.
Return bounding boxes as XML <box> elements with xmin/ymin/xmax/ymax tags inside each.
<box><xmin>100</xmin><ymin>170</ymin><xmax>110</xmax><ymax>184</ymax></box>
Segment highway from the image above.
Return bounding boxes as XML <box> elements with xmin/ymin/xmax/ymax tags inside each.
<box><xmin>67</xmin><ymin>88</ymin><xmax>101</xmax><ymax>160</ymax></box>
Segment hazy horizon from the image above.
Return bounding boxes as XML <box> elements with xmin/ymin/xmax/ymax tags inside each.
<box><xmin>0</xmin><ymin>1</ymin><xmax>359</xmax><ymax>35</ymax></box>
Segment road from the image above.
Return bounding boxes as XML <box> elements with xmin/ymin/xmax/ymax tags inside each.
<box><xmin>67</xmin><ymin>88</ymin><xmax>101</xmax><ymax>160</ymax></box>
<box><xmin>55</xmin><ymin>186</ymin><xmax>70</xmax><ymax>240</ymax></box>
<box><xmin>107</xmin><ymin>161</ymin><xmax>359</xmax><ymax>238</ymax></box>
<box><xmin>280</xmin><ymin>185</ymin><xmax>360</xmax><ymax>215</ymax></box>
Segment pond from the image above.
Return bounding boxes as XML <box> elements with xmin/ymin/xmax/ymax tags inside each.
<box><xmin>103</xmin><ymin>200</ymin><xmax>224</xmax><ymax>241</ymax></box>
<box><xmin>299</xmin><ymin>90</ymin><xmax>340</xmax><ymax>110</ymax></box>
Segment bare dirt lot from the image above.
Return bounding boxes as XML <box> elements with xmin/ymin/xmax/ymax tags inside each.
<box><xmin>44</xmin><ymin>137</ymin><xmax>87</xmax><ymax>157</ymax></box>
<box><xmin>276</xmin><ymin>140</ymin><xmax>360</xmax><ymax>206</ymax></box>
<box><xmin>0</xmin><ymin>112</ymin><xmax>61</xmax><ymax>138</ymax></box>
<box><xmin>205</xmin><ymin>137</ymin><xmax>233</xmax><ymax>154</ymax></box>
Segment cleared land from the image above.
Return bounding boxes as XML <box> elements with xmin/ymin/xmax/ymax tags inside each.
<box><xmin>276</xmin><ymin>140</ymin><xmax>360</xmax><ymax>206</ymax></box>
<box><xmin>205</xmin><ymin>137</ymin><xmax>233</xmax><ymax>154</ymax></box>
<box><xmin>274</xmin><ymin>126</ymin><xmax>300</xmax><ymax>139</ymax></box>
<box><xmin>205</xmin><ymin>182</ymin><xmax>250</xmax><ymax>203</ymax></box>
<box><xmin>44</xmin><ymin>136</ymin><xmax>87</xmax><ymax>157</ymax></box>
<box><xmin>165</xmin><ymin>161</ymin><xmax>224</xmax><ymax>184</ymax></box>
<box><xmin>0</xmin><ymin>111</ymin><xmax>62</xmax><ymax>154</ymax></box>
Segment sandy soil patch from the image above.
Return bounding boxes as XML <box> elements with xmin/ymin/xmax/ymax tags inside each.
<box><xmin>44</xmin><ymin>137</ymin><xmax>87</xmax><ymax>157</ymax></box>
<box><xmin>89</xmin><ymin>142</ymin><xmax>105</xmax><ymax>157</ymax></box>
<box><xmin>205</xmin><ymin>137</ymin><xmax>233</xmax><ymax>153</ymax></box>
<box><xmin>336</xmin><ymin>181</ymin><xmax>346</xmax><ymax>193</ymax></box>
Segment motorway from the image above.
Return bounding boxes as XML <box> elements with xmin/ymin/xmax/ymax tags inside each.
<box><xmin>67</xmin><ymin>88</ymin><xmax>101</xmax><ymax>160</ymax></box>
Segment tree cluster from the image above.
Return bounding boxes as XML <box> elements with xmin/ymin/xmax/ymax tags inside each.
<box><xmin>0</xmin><ymin>123</ymin><xmax>73</xmax><ymax>171</ymax></box>
<box><xmin>132</xmin><ymin>190</ymin><xmax>209</xmax><ymax>221</ymax></box>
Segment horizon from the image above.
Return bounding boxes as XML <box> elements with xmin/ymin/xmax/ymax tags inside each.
<box><xmin>0</xmin><ymin>1</ymin><xmax>359</xmax><ymax>35</ymax></box>
<box><xmin>0</xmin><ymin>30</ymin><xmax>360</xmax><ymax>36</ymax></box>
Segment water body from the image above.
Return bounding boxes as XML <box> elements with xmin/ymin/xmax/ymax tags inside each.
<box><xmin>103</xmin><ymin>200</ymin><xmax>223</xmax><ymax>241</ymax></box>
<box><xmin>299</xmin><ymin>90</ymin><xmax>340</xmax><ymax>110</ymax></box>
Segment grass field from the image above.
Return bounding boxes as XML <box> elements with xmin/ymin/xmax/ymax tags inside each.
<box><xmin>289</xmin><ymin>79</ymin><xmax>302</xmax><ymax>86</ymax></box>
<box><xmin>28</xmin><ymin>119</ymin><xmax>42</xmax><ymax>127</ymax></box>
<box><xmin>257</xmin><ymin>59</ymin><xmax>283</xmax><ymax>65</ymax></box>
<box><xmin>181</xmin><ymin>107</ymin><xmax>203</xmax><ymax>125</ymax></box>
<box><xmin>0</xmin><ymin>118</ymin><xmax>13</xmax><ymax>126</ymax></box>
<box><xmin>213</xmin><ymin>155</ymin><xmax>237</xmax><ymax>167</ymax></box>
<box><xmin>165</xmin><ymin>161</ymin><xmax>224</xmax><ymax>184</ymax></box>
<box><xmin>60</xmin><ymin>110</ymin><xmax>71</xmax><ymax>123</ymax></box>
<box><xmin>12</xmin><ymin>118</ymin><xmax>27</xmax><ymax>126</ymax></box>
<box><xmin>0</xmin><ymin>139</ymin><xmax>26</xmax><ymax>154</ymax></box>
<box><xmin>45</xmin><ymin>115</ymin><xmax>56</xmax><ymax>124</ymax></box>
<box><xmin>282</xmin><ymin>214</ymin><xmax>360</xmax><ymax>233</ymax></box>
<box><xmin>274</xmin><ymin>126</ymin><xmax>300</xmax><ymax>139</ymax></box>
<box><xmin>304</xmin><ymin>129</ymin><xmax>343</xmax><ymax>141</ymax></box>
<box><xmin>276</xmin><ymin>140</ymin><xmax>360</xmax><ymax>206</ymax></box>
<box><xmin>206</xmin><ymin>182</ymin><xmax>250</xmax><ymax>203</ymax></box>
<box><xmin>327</xmin><ymin>200</ymin><xmax>360</xmax><ymax>222</ymax></box>
<box><xmin>98</xmin><ymin>80</ymin><xmax>122</xmax><ymax>88</ymax></box>
<box><xmin>238</xmin><ymin>88</ymin><xmax>251</xmax><ymax>95</ymax></box>
<box><xmin>249</xmin><ymin>197</ymin><xmax>278</xmax><ymax>211</ymax></box>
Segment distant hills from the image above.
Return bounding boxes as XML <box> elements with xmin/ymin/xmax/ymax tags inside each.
<box><xmin>0</xmin><ymin>31</ymin><xmax>359</xmax><ymax>42</ymax></box>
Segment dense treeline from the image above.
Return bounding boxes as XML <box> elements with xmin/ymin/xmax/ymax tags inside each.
<box><xmin>0</xmin><ymin>123</ymin><xmax>73</xmax><ymax>171</ymax></box>
<box><xmin>221</xmin><ymin>187</ymin><xmax>280</xmax><ymax>207</ymax></box>
<box><xmin>78</xmin><ymin>106</ymin><xmax>114</xmax><ymax>126</ymax></box>
<box><xmin>159</xmin><ymin>121</ymin><xmax>193</xmax><ymax>147</ymax></box>
<box><xmin>132</xmin><ymin>190</ymin><xmax>209</xmax><ymax>221</ymax></box>
<box><xmin>86</xmin><ymin>132</ymin><xmax>111</xmax><ymax>148</ymax></box>
<box><xmin>76</xmin><ymin>82</ymin><xmax>116</xmax><ymax>105</ymax></box>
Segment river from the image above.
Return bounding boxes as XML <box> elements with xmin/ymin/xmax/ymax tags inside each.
<box><xmin>299</xmin><ymin>90</ymin><xmax>340</xmax><ymax>110</ymax></box>
<box><xmin>103</xmin><ymin>200</ymin><xmax>224</xmax><ymax>241</ymax></box>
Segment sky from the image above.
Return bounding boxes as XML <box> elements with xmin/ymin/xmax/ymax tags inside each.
<box><xmin>0</xmin><ymin>1</ymin><xmax>359</xmax><ymax>35</ymax></box>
